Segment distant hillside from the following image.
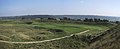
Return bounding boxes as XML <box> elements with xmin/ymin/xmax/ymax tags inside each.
<box><xmin>0</xmin><ymin>15</ymin><xmax>55</xmax><ymax>20</ymax></box>
<box><xmin>0</xmin><ymin>15</ymin><xmax>120</xmax><ymax>21</ymax></box>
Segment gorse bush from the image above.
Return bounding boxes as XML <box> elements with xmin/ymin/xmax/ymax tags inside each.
<box><xmin>25</xmin><ymin>22</ymin><xmax>33</xmax><ymax>24</ymax></box>
<box><xmin>33</xmin><ymin>26</ymin><xmax>46</xmax><ymax>29</ymax></box>
<box><xmin>72</xmin><ymin>34</ymin><xmax>92</xmax><ymax>43</ymax></box>
<box><xmin>48</xmin><ymin>29</ymin><xmax>64</xmax><ymax>33</ymax></box>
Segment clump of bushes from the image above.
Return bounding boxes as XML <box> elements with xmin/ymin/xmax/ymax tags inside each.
<box><xmin>32</xmin><ymin>35</ymin><xmax>46</xmax><ymax>41</ymax></box>
<box><xmin>25</xmin><ymin>22</ymin><xmax>33</xmax><ymax>24</ymax></box>
<box><xmin>48</xmin><ymin>29</ymin><xmax>64</xmax><ymax>33</ymax></box>
<box><xmin>0</xmin><ymin>36</ymin><xmax>10</xmax><ymax>41</ymax></box>
<box><xmin>33</xmin><ymin>26</ymin><xmax>46</xmax><ymax>29</ymax></box>
<box><xmin>72</xmin><ymin>34</ymin><xmax>92</xmax><ymax>43</ymax></box>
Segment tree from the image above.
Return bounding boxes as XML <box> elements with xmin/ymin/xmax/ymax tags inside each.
<box><xmin>94</xmin><ymin>18</ymin><xmax>98</xmax><ymax>22</ymax></box>
<box><xmin>63</xmin><ymin>17</ymin><xmax>71</xmax><ymax>20</ymax></box>
<box><xmin>48</xmin><ymin>18</ymin><xmax>56</xmax><ymax>20</ymax></box>
<box><xmin>84</xmin><ymin>18</ymin><xmax>89</xmax><ymax>22</ymax></box>
<box><xmin>21</xmin><ymin>17</ymin><xmax>25</xmax><ymax>20</ymax></box>
<box><xmin>77</xmin><ymin>19</ymin><xmax>81</xmax><ymax>21</ymax></box>
<box><xmin>25</xmin><ymin>22</ymin><xmax>33</xmax><ymax>24</ymax></box>
<box><xmin>103</xmin><ymin>19</ymin><xmax>109</xmax><ymax>22</ymax></box>
<box><xmin>88</xmin><ymin>19</ymin><xmax>94</xmax><ymax>22</ymax></box>
<box><xmin>115</xmin><ymin>21</ymin><xmax>119</xmax><ymax>24</ymax></box>
<box><xmin>98</xmin><ymin>19</ymin><xmax>101</xmax><ymax>22</ymax></box>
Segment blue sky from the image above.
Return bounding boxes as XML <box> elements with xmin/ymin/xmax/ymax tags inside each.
<box><xmin>0</xmin><ymin>0</ymin><xmax>120</xmax><ymax>17</ymax></box>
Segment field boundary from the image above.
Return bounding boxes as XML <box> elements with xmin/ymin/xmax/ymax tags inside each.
<box><xmin>0</xmin><ymin>30</ymin><xmax>89</xmax><ymax>44</ymax></box>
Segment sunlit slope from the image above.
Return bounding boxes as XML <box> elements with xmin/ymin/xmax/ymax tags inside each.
<box><xmin>90</xmin><ymin>24</ymin><xmax>120</xmax><ymax>49</ymax></box>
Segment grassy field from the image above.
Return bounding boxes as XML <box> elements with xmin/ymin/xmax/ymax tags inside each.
<box><xmin>0</xmin><ymin>20</ymin><xmax>115</xmax><ymax>49</ymax></box>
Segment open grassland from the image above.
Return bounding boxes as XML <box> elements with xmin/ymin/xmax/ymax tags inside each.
<box><xmin>0</xmin><ymin>20</ymin><xmax>115</xmax><ymax>49</ymax></box>
<box><xmin>0</xmin><ymin>20</ymin><xmax>111</xmax><ymax>42</ymax></box>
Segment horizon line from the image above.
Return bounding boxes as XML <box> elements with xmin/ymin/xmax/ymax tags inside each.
<box><xmin>0</xmin><ymin>14</ymin><xmax>120</xmax><ymax>17</ymax></box>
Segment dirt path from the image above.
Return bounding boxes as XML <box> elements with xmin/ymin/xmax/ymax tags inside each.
<box><xmin>0</xmin><ymin>30</ymin><xmax>89</xmax><ymax>44</ymax></box>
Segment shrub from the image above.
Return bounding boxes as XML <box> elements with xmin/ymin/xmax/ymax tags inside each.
<box><xmin>72</xmin><ymin>34</ymin><xmax>92</xmax><ymax>43</ymax></box>
<box><xmin>25</xmin><ymin>22</ymin><xmax>33</xmax><ymax>24</ymax></box>
<box><xmin>48</xmin><ymin>29</ymin><xmax>64</xmax><ymax>32</ymax></box>
<box><xmin>33</xmin><ymin>26</ymin><xmax>46</xmax><ymax>29</ymax></box>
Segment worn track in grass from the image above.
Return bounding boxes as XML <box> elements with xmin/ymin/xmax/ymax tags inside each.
<box><xmin>0</xmin><ymin>30</ymin><xmax>90</xmax><ymax>44</ymax></box>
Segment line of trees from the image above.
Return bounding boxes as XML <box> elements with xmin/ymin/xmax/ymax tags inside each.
<box><xmin>83</xmin><ymin>18</ymin><xmax>109</xmax><ymax>22</ymax></box>
<box><xmin>34</xmin><ymin>17</ymin><xmax>110</xmax><ymax>23</ymax></box>
<box><xmin>61</xmin><ymin>17</ymin><xmax>109</xmax><ymax>22</ymax></box>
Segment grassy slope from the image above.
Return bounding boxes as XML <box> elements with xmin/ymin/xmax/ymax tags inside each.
<box><xmin>90</xmin><ymin>24</ymin><xmax>120</xmax><ymax>49</ymax></box>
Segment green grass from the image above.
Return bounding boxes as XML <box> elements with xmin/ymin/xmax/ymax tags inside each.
<box><xmin>0</xmin><ymin>20</ymin><xmax>112</xmax><ymax>42</ymax></box>
<box><xmin>0</xmin><ymin>20</ymin><xmax>115</xmax><ymax>49</ymax></box>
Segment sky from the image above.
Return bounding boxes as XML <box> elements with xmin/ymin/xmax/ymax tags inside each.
<box><xmin>0</xmin><ymin>0</ymin><xmax>120</xmax><ymax>17</ymax></box>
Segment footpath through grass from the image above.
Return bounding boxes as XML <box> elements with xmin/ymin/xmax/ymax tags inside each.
<box><xmin>0</xmin><ymin>20</ymin><xmax>115</xmax><ymax>49</ymax></box>
<box><xmin>0</xmin><ymin>20</ymin><xmax>112</xmax><ymax>42</ymax></box>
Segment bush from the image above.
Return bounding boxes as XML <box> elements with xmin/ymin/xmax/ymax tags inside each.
<box><xmin>48</xmin><ymin>29</ymin><xmax>64</xmax><ymax>32</ymax></box>
<box><xmin>25</xmin><ymin>22</ymin><xmax>33</xmax><ymax>24</ymax></box>
<box><xmin>72</xmin><ymin>34</ymin><xmax>92</xmax><ymax>43</ymax></box>
<box><xmin>33</xmin><ymin>26</ymin><xmax>46</xmax><ymax>29</ymax></box>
